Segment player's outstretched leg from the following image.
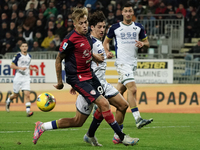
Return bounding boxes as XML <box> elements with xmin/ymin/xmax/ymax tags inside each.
<box><xmin>136</xmin><ymin>118</ymin><xmax>153</xmax><ymax>129</ymax></box>
<box><xmin>83</xmin><ymin>134</ymin><xmax>102</xmax><ymax>146</ymax></box>
<box><xmin>33</xmin><ymin>121</ymin><xmax>44</xmax><ymax>144</ymax></box>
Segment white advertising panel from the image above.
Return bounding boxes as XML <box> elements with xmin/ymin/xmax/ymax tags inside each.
<box><xmin>0</xmin><ymin>59</ymin><xmax>173</xmax><ymax>84</ymax></box>
<box><xmin>0</xmin><ymin>59</ymin><xmax>58</xmax><ymax>83</ymax></box>
<box><xmin>135</xmin><ymin>59</ymin><xmax>173</xmax><ymax>84</ymax></box>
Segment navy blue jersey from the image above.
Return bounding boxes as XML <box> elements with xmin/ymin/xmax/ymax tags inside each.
<box><xmin>59</xmin><ymin>29</ymin><xmax>93</xmax><ymax>83</ymax></box>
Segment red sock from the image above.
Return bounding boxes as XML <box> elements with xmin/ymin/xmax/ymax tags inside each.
<box><xmin>102</xmin><ymin>109</ymin><xmax>115</xmax><ymax>124</ymax></box>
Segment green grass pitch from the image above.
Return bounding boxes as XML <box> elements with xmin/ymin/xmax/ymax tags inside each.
<box><xmin>0</xmin><ymin>111</ymin><xmax>200</xmax><ymax>150</ymax></box>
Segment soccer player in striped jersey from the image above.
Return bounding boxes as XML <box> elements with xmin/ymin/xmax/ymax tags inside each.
<box><xmin>33</xmin><ymin>7</ymin><xmax>139</xmax><ymax>146</ymax></box>
<box><xmin>103</xmin><ymin>2</ymin><xmax>153</xmax><ymax>129</ymax></box>
<box><xmin>5</xmin><ymin>41</ymin><xmax>38</xmax><ymax>117</ymax></box>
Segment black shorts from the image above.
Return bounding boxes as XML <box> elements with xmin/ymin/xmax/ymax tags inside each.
<box><xmin>71</xmin><ymin>75</ymin><xmax>105</xmax><ymax>104</ymax></box>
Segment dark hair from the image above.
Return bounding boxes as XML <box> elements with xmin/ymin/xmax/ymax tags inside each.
<box><xmin>20</xmin><ymin>41</ymin><xmax>28</xmax><ymax>47</ymax></box>
<box><xmin>89</xmin><ymin>11</ymin><xmax>106</xmax><ymax>27</ymax></box>
<box><xmin>122</xmin><ymin>2</ymin><xmax>134</xmax><ymax>10</ymax></box>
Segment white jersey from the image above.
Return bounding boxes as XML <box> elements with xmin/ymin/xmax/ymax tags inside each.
<box><xmin>76</xmin><ymin>36</ymin><xmax>119</xmax><ymax>115</ymax></box>
<box><xmin>106</xmin><ymin>22</ymin><xmax>147</xmax><ymax>66</ymax></box>
<box><xmin>91</xmin><ymin>36</ymin><xmax>107</xmax><ymax>88</ymax></box>
<box><xmin>12</xmin><ymin>52</ymin><xmax>31</xmax><ymax>80</ymax></box>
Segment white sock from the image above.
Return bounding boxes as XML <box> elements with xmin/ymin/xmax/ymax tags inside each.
<box><xmin>42</xmin><ymin>122</ymin><xmax>53</xmax><ymax>131</ymax></box>
<box><xmin>132</xmin><ymin>111</ymin><xmax>141</xmax><ymax>121</ymax></box>
<box><xmin>6</xmin><ymin>98</ymin><xmax>11</xmax><ymax>104</ymax></box>
<box><xmin>25</xmin><ymin>102</ymin><xmax>31</xmax><ymax>113</ymax></box>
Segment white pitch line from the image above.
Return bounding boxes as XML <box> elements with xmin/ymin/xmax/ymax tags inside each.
<box><xmin>0</xmin><ymin>126</ymin><xmax>190</xmax><ymax>134</ymax></box>
<box><xmin>144</xmin><ymin>126</ymin><xmax>190</xmax><ymax>128</ymax></box>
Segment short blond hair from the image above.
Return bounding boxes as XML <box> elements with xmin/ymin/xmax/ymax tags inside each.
<box><xmin>72</xmin><ymin>7</ymin><xmax>88</xmax><ymax>23</ymax></box>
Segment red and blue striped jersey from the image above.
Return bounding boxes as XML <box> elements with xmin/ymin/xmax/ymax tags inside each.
<box><xmin>59</xmin><ymin>29</ymin><xmax>93</xmax><ymax>83</ymax></box>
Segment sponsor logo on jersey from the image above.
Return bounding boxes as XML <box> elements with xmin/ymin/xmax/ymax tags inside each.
<box><xmin>120</xmin><ymin>32</ymin><xmax>137</xmax><ymax>40</ymax></box>
<box><xmin>82</xmin><ymin>49</ymin><xmax>90</xmax><ymax>58</ymax></box>
<box><xmin>133</xmin><ymin>27</ymin><xmax>137</xmax><ymax>30</ymax></box>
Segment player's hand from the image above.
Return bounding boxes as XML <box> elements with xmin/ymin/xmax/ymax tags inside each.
<box><xmin>34</xmin><ymin>68</ymin><xmax>38</xmax><ymax>72</ymax></box>
<box><xmin>95</xmin><ymin>53</ymin><xmax>104</xmax><ymax>62</ymax></box>
<box><xmin>69</xmin><ymin>88</ymin><xmax>76</xmax><ymax>95</ymax></box>
<box><xmin>135</xmin><ymin>40</ymin><xmax>144</xmax><ymax>48</ymax></box>
<box><xmin>53</xmin><ymin>83</ymin><xmax>64</xmax><ymax>90</ymax></box>
<box><xmin>106</xmin><ymin>52</ymin><xmax>114</xmax><ymax>59</ymax></box>
<box><xmin>20</xmin><ymin>67</ymin><xmax>27</xmax><ymax>71</ymax></box>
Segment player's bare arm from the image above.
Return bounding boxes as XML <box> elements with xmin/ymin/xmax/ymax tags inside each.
<box><xmin>10</xmin><ymin>63</ymin><xmax>26</xmax><ymax>70</ymax></box>
<box><xmin>93</xmin><ymin>53</ymin><xmax>104</xmax><ymax>62</ymax></box>
<box><xmin>135</xmin><ymin>39</ymin><xmax>150</xmax><ymax>48</ymax></box>
<box><xmin>54</xmin><ymin>52</ymin><xmax>65</xmax><ymax>90</ymax></box>
<box><xmin>103</xmin><ymin>37</ymin><xmax>114</xmax><ymax>59</ymax></box>
<box><xmin>92</xmin><ymin>53</ymin><xmax>104</xmax><ymax>66</ymax></box>
<box><xmin>29</xmin><ymin>66</ymin><xmax>38</xmax><ymax>72</ymax></box>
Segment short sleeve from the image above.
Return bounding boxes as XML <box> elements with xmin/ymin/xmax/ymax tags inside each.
<box><xmin>138</xmin><ymin>24</ymin><xmax>147</xmax><ymax>40</ymax></box>
<box><xmin>12</xmin><ymin>54</ymin><xmax>20</xmax><ymax>66</ymax></box>
<box><xmin>106</xmin><ymin>25</ymin><xmax>115</xmax><ymax>39</ymax></box>
<box><xmin>59</xmin><ymin>39</ymin><xmax>74</xmax><ymax>54</ymax></box>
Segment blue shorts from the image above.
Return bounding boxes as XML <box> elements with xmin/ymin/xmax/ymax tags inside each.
<box><xmin>71</xmin><ymin>75</ymin><xmax>105</xmax><ymax>104</ymax></box>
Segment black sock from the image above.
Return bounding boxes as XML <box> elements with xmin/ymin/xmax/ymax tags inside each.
<box><xmin>109</xmin><ymin>120</ymin><xmax>125</xmax><ymax>141</ymax></box>
<box><xmin>87</xmin><ymin>117</ymin><xmax>103</xmax><ymax>137</ymax></box>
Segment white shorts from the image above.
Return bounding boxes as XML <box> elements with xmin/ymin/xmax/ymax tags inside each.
<box><xmin>13</xmin><ymin>77</ymin><xmax>30</xmax><ymax>93</ymax></box>
<box><xmin>116</xmin><ymin>64</ymin><xmax>137</xmax><ymax>85</ymax></box>
<box><xmin>76</xmin><ymin>81</ymin><xmax>119</xmax><ymax>115</ymax></box>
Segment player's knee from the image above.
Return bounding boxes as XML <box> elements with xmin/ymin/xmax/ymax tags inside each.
<box><xmin>118</xmin><ymin>89</ymin><xmax>124</xmax><ymax>95</ymax></box>
<box><xmin>128</xmin><ymin>86</ymin><xmax>137</xmax><ymax>95</ymax></box>
<box><xmin>13</xmin><ymin>94</ymin><xmax>18</xmax><ymax>99</ymax></box>
<box><xmin>97</xmin><ymin>98</ymin><xmax>110</xmax><ymax>111</ymax></box>
<box><xmin>118</xmin><ymin>101</ymin><xmax>129</xmax><ymax>112</ymax></box>
<box><xmin>25</xmin><ymin>95</ymin><xmax>30</xmax><ymax>99</ymax></box>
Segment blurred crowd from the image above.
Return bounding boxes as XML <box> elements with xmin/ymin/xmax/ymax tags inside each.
<box><xmin>0</xmin><ymin>0</ymin><xmax>200</xmax><ymax>56</ymax></box>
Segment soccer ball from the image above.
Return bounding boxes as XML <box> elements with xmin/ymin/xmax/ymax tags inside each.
<box><xmin>37</xmin><ymin>92</ymin><xmax>56</xmax><ymax>112</ymax></box>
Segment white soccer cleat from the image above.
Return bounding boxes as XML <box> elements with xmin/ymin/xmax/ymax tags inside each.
<box><xmin>83</xmin><ymin>134</ymin><xmax>102</xmax><ymax>146</ymax></box>
<box><xmin>122</xmin><ymin>135</ymin><xmax>139</xmax><ymax>146</ymax></box>
<box><xmin>136</xmin><ymin>117</ymin><xmax>153</xmax><ymax>129</ymax></box>
<box><xmin>6</xmin><ymin>102</ymin><xmax>10</xmax><ymax>112</ymax></box>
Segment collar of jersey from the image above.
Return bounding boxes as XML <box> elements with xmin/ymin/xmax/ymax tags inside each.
<box><xmin>121</xmin><ymin>21</ymin><xmax>133</xmax><ymax>26</ymax></box>
<box><xmin>74</xmin><ymin>29</ymin><xmax>87</xmax><ymax>37</ymax></box>
<box><xmin>91</xmin><ymin>35</ymin><xmax>102</xmax><ymax>42</ymax></box>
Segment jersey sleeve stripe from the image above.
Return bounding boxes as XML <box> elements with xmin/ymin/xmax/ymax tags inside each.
<box><xmin>106</xmin><ymin>36</ymin><xmax>112</xmax><ymax>40</ymax></box>
<box><xmin>141</xmin><ymin>36</ymin><xmax>147</xmax><ymax>41</ymax></box>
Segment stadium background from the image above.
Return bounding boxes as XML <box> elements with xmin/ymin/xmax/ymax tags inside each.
<box><xmin>0</xmin><ymin>0</ymin><xmax>200</xmax><ymax>114</ymax></box>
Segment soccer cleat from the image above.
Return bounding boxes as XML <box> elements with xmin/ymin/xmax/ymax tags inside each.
<box><xmin>33</xmin><ymin>121</ymin><xmax>44</xmax><ymax>144</ymax></box>
<box><xmin>6</xmin><ymin>102</ymin><xmax>10</xmax><ymax>112</ymax></box>
<box><xmin>27</xmin><ymin>112</ymin><xmax>34</xmax><ymax>117</ymax></box>
<box><xmin>122</xmin><ymin>135</ymin><xmax>139</xmax><ymax>146</ymax></box>
<box><xmin>112</xmin><ymin>136</ymin><xmax>122</xmax><ymax>144</ymax></box>
<box><xmin>136</xmin><ymin>117</ymin><xmax>153</xmax><ymax>129</ymax></box>
<box><xmin>83</xmin><ymin>134</ymin><xmax>102</xmax><ymax>146</ymax></box>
